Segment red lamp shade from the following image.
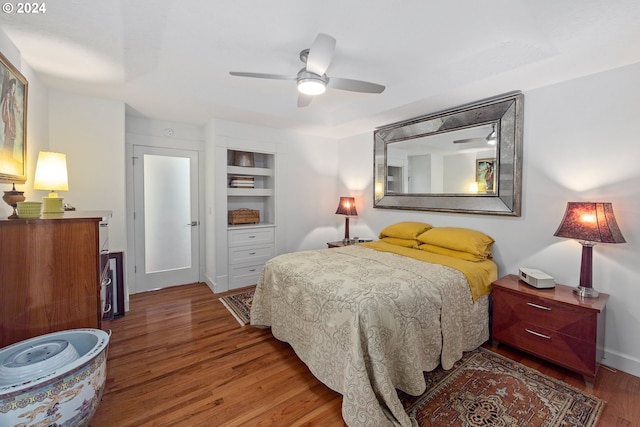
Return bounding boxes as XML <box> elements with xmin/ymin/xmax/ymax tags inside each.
<box><xmin>335</xmin><ymin>197</ymin><xmax>358</xmax><ymax>216</ymax></box>
<box><xmin>554</xmin><ymin>202</ymin><xmax>626</xmax><ymax>244</ymax></box>
<box><xmin>554</xmin><ymin>202</ymin><xmax>625</xmax><ymax>298</ymax></box>
<box><xmin>336</xmin><ymin>197</ymin><xmax>357</xmax><ymax>241</ymax></box>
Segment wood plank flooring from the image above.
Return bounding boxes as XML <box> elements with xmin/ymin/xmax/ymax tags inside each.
<box><xmin>91</xmin><ymin>283</ymin><xmax>640</xmax><ymax>427</ymax></box>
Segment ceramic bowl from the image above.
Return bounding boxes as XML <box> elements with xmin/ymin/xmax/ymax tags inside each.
<box><xmin>16</xmin><ymin>201</ymin><xmax>42</xmax><ymax>219</ymax></box>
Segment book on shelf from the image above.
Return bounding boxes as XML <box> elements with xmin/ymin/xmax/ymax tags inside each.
<box><xmin>229</xmin><ymin>176</ymin><xmax>255</xmax><ymax>188</ymax></box>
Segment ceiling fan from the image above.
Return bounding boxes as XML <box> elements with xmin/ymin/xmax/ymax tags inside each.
<box><xmin>229</xmin><ymin>33</ymin><xmax>385</xmax><ymax>107</ymax></box>
<box><xmin>453</xmin><ymin>124</ymin><xmax>497</xmax><ymax>145</ymax></box>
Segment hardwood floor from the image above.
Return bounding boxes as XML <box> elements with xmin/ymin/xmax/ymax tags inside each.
<box><xmin>91</xmin><ymin>283</ymin><xmax>640</xmax><ymax>427</ymax></box>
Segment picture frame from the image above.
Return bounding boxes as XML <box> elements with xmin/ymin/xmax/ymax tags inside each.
<box><xmin>105</xmin><ymin>251</ymin><xmax>125</xmax><ymax>319</ymax></box>
<box><xmin>0</xmin><ymin>51</ymin><xmax>28</xmax><ymax>184</ymax></box>
<box><xmin>476</xmin><ymin>158</ymin><xmax>497</xmax><ymax>194</ymax></box>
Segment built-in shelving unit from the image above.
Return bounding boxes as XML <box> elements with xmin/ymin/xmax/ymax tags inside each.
<box><xmin>226</xmin><ymin>150</ymin><xmax>275</xmax><ymax>226</ymax></box>
<box><xmin>215</xmin><ymin>144</ymin><xmax>277</xmax><ymax>291</ymax></box>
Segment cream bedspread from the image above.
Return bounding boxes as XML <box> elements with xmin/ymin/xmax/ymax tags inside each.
<box><xmin>250</xmin><ymin>245</ymin><xmax>491</xmax><ymax>427</ymax></box>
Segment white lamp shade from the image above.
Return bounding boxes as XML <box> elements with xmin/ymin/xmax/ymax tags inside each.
<box><xmin>34</xmin><ymin>152</ymin><xmax>69</xmax><ymax>192</ymax></box>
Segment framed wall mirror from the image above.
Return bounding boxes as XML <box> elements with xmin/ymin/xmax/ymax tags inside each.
<box><xmin>373</xmin><ymin>92</ymin><xmax>523</xmax><ymax>216</ymax></box>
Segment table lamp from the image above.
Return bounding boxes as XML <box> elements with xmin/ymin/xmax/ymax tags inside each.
<box><xmin>33</xmin><ymin>151</ymin><xmax>69</xmax><ymax>213</ymax></box>
<box><xmin>335</xmin><ymin>197</ymin><xmax>357</xmax><ymax>243</ymax></box>
<box><xmin>553</xmin><ymin>202</ymin><xmax>626</xmax><ymax>298</ymax></box>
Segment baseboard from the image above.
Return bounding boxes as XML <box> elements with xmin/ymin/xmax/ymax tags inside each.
<box><xmin>603</xmin><ymin>349</ymin><xmax>640</xmax><ymax>378</ymax></box>
<box><xmin>203</xmin><ymin>275</ymin><xmax>217</xmax><ymax>294</ymax></box>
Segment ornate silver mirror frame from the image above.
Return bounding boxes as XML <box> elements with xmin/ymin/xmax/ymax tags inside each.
<box><xmin>373</xmin><ymin>92</ymin><xmax>523</xmax><ymax>216</ymax></box>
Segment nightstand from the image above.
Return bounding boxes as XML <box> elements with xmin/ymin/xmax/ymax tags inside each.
<box><xmin>326</xmin><ymin>240</ymin><xmax>353</xmax><ymax>248</ymax></box>
<box><xmin>491</xmin><ymin>274</ymin><xmax>608</xmax><ymax>385</ymax></box>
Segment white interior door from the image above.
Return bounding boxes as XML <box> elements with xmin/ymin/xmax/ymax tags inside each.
<box><xmin>133</xmin><ymin>145</ymin><xmax>199</xmax><ymax>292</ymax></box>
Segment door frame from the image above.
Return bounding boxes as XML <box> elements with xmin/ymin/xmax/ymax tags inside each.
<box><xmin>125</xmin><ymin>132</ymin><xmax>206</xmax><ymax>299</ymax></box>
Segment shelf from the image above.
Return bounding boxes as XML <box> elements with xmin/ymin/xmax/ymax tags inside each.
<box><xmin>227</xmin><ymin>222</ymin><xmax>275</xmax><ymax>230</ymax></box>
<box><xmin>227</xmin><ymin>165</ymin><xmax>272</xmax><ymax>177</ymax></box>
<box><xmin>227</xmin><ymin>188</ymin><xmax>273</xmax><ymax>197</ymax></box>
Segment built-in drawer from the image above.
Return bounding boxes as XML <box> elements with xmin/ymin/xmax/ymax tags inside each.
<box><xmin>228</xmin><ymin>227</ymin><xmax>274</xmax><ymax>247</ymax></box>
<box><xmin>494</xmin><ymin>287</ymin><xmax>596</xmax><ymax>338</ymax></box>
<box><xmin>228</xmin><ymin>243</ymin><xmax>275</xmax><ymax>265</ymax></box>
<box><xmin>229</xmin><ymin>262</ymin><xmax>266</xmax><ymax>288</ymax></box>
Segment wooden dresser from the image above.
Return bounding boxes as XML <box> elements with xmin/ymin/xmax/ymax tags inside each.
<box><xmin>492</xmin><ymin>274</ymin><xmax>608</xmax><ymax>384</ymax></box>
<box><xmin>0</xmin><ymin>211</ymin><xmax>111</xmax><ymax>348</ymax></box>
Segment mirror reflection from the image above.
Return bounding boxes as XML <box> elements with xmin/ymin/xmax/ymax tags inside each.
<box><xmin>373</xmin><ymin>92</ymin><xmax>523</xmax><ymax>216</ymax></box>
<box><xmin>386</xmin><ymin>123</ymin><xmax>497</xmax><ymax>195</ymax></box>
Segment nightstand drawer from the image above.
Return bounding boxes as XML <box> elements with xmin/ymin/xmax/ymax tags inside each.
<box><xmin>494</xmin><ymin>287</ymin><xmax>597</xmax><ymax>338</ymax></box>
<box><xmin>495</xmin><ymin>320</ymin><xmax>597</xmax><ymax>375</ymax></box>
<box><xmin>228</xmin><ymin>243</ymin><xmax>274</xmax><ymax>264</ymax></box>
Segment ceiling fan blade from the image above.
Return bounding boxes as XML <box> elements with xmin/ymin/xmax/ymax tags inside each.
<box><xmin>297</xmin><ymin>93</ymin><xmax>313</xmax><ymax>108</ymax></box>
<box><xmin>306</xmin><ymin>33</ymin><xmax>336</xmax><ymax>76</ymax></box>
<box><xmin>328</xmin><ymin>77</ymin><xmax>385</xmax><ymax>94</ymax></box>
<box><xmin>453</xmin><ymin>138</ymin><xmax>484</xmax><ymax>144</ymax></box>
<box><xmin>229</xmin><ymin>71</ymin><xmax>296</xmax><ymax>80</ymax></box>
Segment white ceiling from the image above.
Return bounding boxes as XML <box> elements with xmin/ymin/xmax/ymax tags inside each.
<box><xmin>1</xmin><ymin>0</ymin><xmax>639</xmax><ymax>138</ymax></box>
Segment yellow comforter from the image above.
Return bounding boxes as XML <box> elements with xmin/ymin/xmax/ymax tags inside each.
<box><xmin>360</xmin><ymin>240</ymin><xmax>497</xmax><ymax>301</ymax></box>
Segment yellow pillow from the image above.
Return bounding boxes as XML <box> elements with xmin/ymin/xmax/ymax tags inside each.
<box><xmin>379</xmin><ymin>222</ymin><xmax>432</xmax><ymax>240</ymax></box>
<box><xmin>418</xmin><ymin>243</ymin><xmax>488</xmax><ymax>261</ymax></box>
<box><xmin>380</xmin><ymin>237</ymin><xmax>420</xmax><ymax>248</ymax></box>
<box><xmin>417</xmin><ymin>227</ymin><xmax>494</xmax><ymax>257</ymax></box>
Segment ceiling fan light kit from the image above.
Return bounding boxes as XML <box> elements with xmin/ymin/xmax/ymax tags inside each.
<box><xmin>297</xmin><ymin>72</ymin><xmax>327</xmax><ymax>95</ymax></box>
<box><xmin>230</xmin><ymin>33</ymin><xmax>385</xmax><ymax>107</ymax></box>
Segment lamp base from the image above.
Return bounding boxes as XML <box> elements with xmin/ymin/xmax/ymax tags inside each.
<box><xmin>573</xmin><ymin>286</ymin><xmax>599</xmax><ymax>298</ymax></box>
<box><xmin>42</xmin><ymin>196</ymin><xmax>64</xmax><ymax>214</ymax></box>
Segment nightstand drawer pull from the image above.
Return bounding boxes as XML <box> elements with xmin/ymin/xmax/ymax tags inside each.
<box><xmin>527</xmin><ymin>302</ymin><xmax>551</xmax><ymax>311</ymax></box>
<box><xmin>525</xmin><ymin>328</ymin><xmax>551</xmax><ymax>339</ymax></box>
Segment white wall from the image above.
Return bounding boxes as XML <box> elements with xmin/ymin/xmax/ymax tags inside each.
<box><xmin>337</xmin><ymin>62</ymin><xmax>640</xmax><ymax>377</ymax></box>
<box><xmin>48</xmin><ymin>91</ymin><xmax>126</xmax><ymax>250</ymax></box>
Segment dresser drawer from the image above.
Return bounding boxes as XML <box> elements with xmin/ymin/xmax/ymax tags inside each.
<box><xmin>493</xmin><ymin>287</ymin><xmax>597</xmax><ymax>338</ymax></box>
<box><xmin>228</xmin><ymin>227</ymin><xmax>274</xmax><ymax>247</ymax></box>
<box><xmin>228</xmin><ymin>243</ymin><xmax>275</xmax><ymax>264</ymax></box>
<box><xmin>229</xmin><ymin>262</ymin><xmax>265</xmax><ymax>288</ymax></box>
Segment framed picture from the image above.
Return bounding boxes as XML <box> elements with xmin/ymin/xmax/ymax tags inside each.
<box><xmin>0</xmin><ymin>51</ymin><xmax>28</xmax><ymax>183</ymax></box>
<box><xmin>476</xmin><ymin>158</ymin><xmax>496</xmax><ymax>194</ymax></box>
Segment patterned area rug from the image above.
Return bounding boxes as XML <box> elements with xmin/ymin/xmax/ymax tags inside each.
<box><xmin>399</xmin><ymin>347</ymin><xmax>605</xmax><ymax>427</ymax></box>
<box><xmin>221</xmin><ymin>289</ymin><xmax>605</xmax><ymax>426</ymax></box>
<box><xmin>219</xmin><ymin>289</ymin><xmax>254</xmax><ymax>326</ymax></box>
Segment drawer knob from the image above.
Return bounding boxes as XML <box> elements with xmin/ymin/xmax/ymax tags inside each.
<box><xmin>525</xmin><ymin>328</ymin><xmax>551</xmax><ymax>340</ymax></box>
<box><xmin>526</xmin><ymin>302</ymin><xmax>551</xmax><ymax>311</ymax></box>
<box><xmin>248</xmin><ymin>235</ymin><xmax>256</xmax><ymax>239</ymax></box>
<box><xmin>249</xmin><ymin>268</ymin><xmax>257</xmax><ymax>272</ymax></box>
<box><xmin>249</xmin><ymin>252</ymin><xmax>256</xmax><ymax>255</ymax></box>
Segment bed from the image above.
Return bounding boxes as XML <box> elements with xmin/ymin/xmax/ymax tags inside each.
<box><xmin>250</xmin><ymin>222</ymin><xmax>498</xmax><ymax>427</ymax></box>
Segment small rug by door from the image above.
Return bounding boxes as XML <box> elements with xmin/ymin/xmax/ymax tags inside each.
<box><xmin>219</xmin><ymin>289</ymin><xmax>254</xmax><ymax>326</ymax></box>
<box><xmin>399</xmin><ymin>347</ymin><xmax>605</xmax><ymax>427</ymax></box>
